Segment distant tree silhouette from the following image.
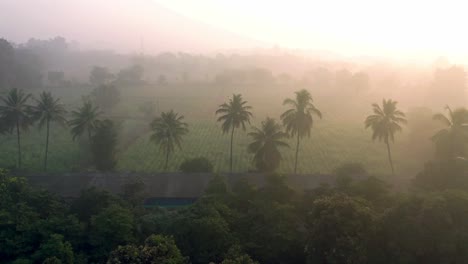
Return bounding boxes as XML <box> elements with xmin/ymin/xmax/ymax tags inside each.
<box><xmin>248</xmin><ymin>117</ymin><xmax>289</xmax><ymax>172</ymax></box>
<box><xmin>69</xmin><ymin>100</ymin><xmax>101</xmax><ymax>142</ymax></box>
<box><xmin>216</xmin><ymin>94</ymin><xmax>253</xmax><ymax>173</ymax></box>
<box><xmin>365</xmin><ymin>99</ymin><xmax>406</xmax><ymax>176</ymax></box>
<box><xmin>91</xmin><ymin>120</ymin><xmax>118</xmax><ymax>171</ymax></box>
<box><xmin>0</xmin><ymin>88</ymin><xmax>33</xmax><ymax>169</ymax></box>
<box><xmin>432</xmin><ymin>106</ymin><xmax>468</xmax><ymax>160</ymax></box>
<box><xmin>281</xmin><ymin>89</ymin><xmax>322</xmax><ymax>174</ymax></box>
<box><xmin>150</xmin><ymin>110</ymin><xmax>188</xmax><ymax>171</ymax></box>
<box><xmin>32</xmin><ymin>92</ymin><xmax>67</xmax><ymax>171</ymax></box>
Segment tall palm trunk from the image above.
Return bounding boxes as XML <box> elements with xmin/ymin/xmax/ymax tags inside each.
<box><xmin>16</xmin><ymin>119</ymin><xmax>21</xmax><ymax>169</ymax></box>
<box><xmin>87</xmin><ymin>127</ymin><xmax>92</xmax><ymax>143</ymax></box>
<box><xmin>44</xmin><ymin>118</ymin><xmax>50</xmax><ymax>171</ymax></box>
<box><xmin>230</xmin><ymin>126</ymin><xmax>235</xmax><ymax>173</ymax></box>
<box><xmin>164</xmin><ymin>149</ymin><xmax>170</xmax><ymax>171</ymax></box>
<box><xmin>294</xmin><ymin>133</ymin><xmax>300</xmax><ymax>174</ymax></box>
<box><xmin>385</xmin><ymin>139</ymin><xmax>395</xmax><ymax>176</ymax></box>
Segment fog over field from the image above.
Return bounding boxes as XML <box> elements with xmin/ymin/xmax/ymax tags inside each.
<box><xmin>2</xmin><ymin>1</ymin><xmax>468</xmax><ymax>263</ymax></box>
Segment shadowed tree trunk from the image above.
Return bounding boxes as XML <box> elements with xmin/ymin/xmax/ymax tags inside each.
<box><xmin>44</xmin><ymin>117</ymin><xmax>50</xmax><ymax>171</ymax></box>
<box><xmin>16</xmin><ymin>119</ymin><xmax>21</xmax><ymax>169</ymax></box>
<box><xmin>164</xmin><ymin>148</ymin><xmax>170</xmax><ymax>171</ymax></box>
<box><xmin>385</xmin><ymin>138</ymin><xmax>395</xmax><ymax>176</ymax></box>
<box><xmin>294</xmin><ymin>133</ymin><xmax>300</xmax><ymax>174</ymax></box>
<box><xmin>230</xmin><ymin>126</ymin><xmax>235</xmax><ymax>173</ymax></box>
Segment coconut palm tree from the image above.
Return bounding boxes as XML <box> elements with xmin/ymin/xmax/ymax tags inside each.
<box><xmin>32</xmin><ymin>91</ymin><xmax>67</xmax><ymax>171</ymax></box>
<box><xmin>150</xmin><ymin>110</ymin><xmax>188</xmax><ymax>171</ymax></box>
<box><xmin>216</xmin><ymin>94</ymin><xmax>253</xmax><ymax>173</ymax></box>
<box><xmin>365</xmin><ymin>99</ymin><xmax>406</xmax><ymax>176</ymax></box>
<box><xmin>248</xmin><ymin>117</ymin><xmax>289</xmax><ymax>172</ymax></box>
<box><xmin>432</xmin><ymin>106</ymin><xmax>468</xmax><ymax>160</ymax></box>
<box><xmin>281</xmin><ymin>89</ymin><xmax>322</xmax><ymax>174</ymax></box>
<box><xmin>69</xmin><ymin>100</ymin><xmax>100</xmax><ymax>142</ymax></box>
<box><xmin>0</xmin><ymin>88</ymin><xmax>33</xmax><ymax>169</ymax></box>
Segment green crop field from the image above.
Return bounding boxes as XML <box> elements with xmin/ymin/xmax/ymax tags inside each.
<box><xmin>0</xmin><ymin>85</ymin><xmax>430</xmax><ymax>177</ymax></box>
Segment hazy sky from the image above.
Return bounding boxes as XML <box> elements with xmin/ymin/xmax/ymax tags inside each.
<box><xmin>155</xmin><ymin>0</ymin><xmax>468</xmax><ymax>61</ymax></box>
<box><xmin>1</xmin><ymin>0</ymin><xmax>467</xmax><ymax>61</ymax></box>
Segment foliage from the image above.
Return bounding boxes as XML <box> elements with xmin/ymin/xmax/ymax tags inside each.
<box><xmin>365</xmin><ymin>98</ymin><xmax>406</xmax><ymax>175</ymax></box>
<box><xmin>89</xmin><ymin>66</ymin><xmax>114</xmax><ymax>86</ymax></box>
<box><xmin>216</xmin><ymin>93</ymin><xmax>253</xmax><ymax>172</ymax></box>
<box><xmin>221</xmin><ymin>245</ymin><xmax>258</xmax><ymax>264</ymax></box>
<box><xmin>0</xmin><ymin>88</ymin><xmax>34</xmax><ymax>168</ymax></box>
<box><xmin>89</xmin><ymin>204</ymin><xmax>135</xmax><ymax>259</ymax></box>
<box><xmin>248</xmin><ymin>117</ymin><xmax>289</xmax><ymax>172</ymax></box>
<box><xmin>107</xmin><ymin>235</ymin><xmax>185</xmax><ymax>264</ymax></box>
<box><xmin>432</xmin><ymin>106</ymin><xmax>468</xmax><ymax>160</ymax></box>
<box><xmin>91</xmin><ymin>119</ymin><xmax>118</xmax><ymax>171</ymax></box>
<box><xmin>305</xmin><ymin>194</ymin><xmax>375</xmax><ymax>264</ymax></box>
<box><xmin>31</xmin><ymin>91</ymin><xmax>67</xmax><ymax>171</ymax></box>
<box><xmin>32</xmin><ymin>234</ymin><xmax>74</xmax><ymax>264</ymax></box>
<box><xmin>179</xmin><ymin>157</ymin><xmax>214</xmax><ymax>173</ymax></box>
<box><xmin>281</xmin><ymin>89</ymin><xmax>322</xmax><ymax>173</ymax></box>
<box><xmin>68</xmin><ymin>99</ymin><xmax>101</xmax><ymax>141</ymax></box>
<box><xmin>372</xmin><ymin>191</ymin><xmax>468</xmax><ymax>263</ymax></box>
<box><xmin>150</xmin><ymin>110</ymin><xmax>189</xmax><ymax>170</ymax></box>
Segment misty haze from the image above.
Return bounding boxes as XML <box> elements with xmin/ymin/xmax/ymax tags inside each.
<box><xmin>1</xmin><ymin>1</ymin><xmax>468</xmax><ymax>263</ymax></box>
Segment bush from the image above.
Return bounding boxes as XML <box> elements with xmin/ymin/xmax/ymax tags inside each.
<box><xmin>180</xmin><ymin>157</ymin><xmax>213</xmax><ymax>173</ymax></box>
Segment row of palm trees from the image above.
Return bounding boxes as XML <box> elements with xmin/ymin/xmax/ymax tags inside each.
<box><xmin>0</xmin><ymin>88</ymin><xmax>101</xmax><ymax>170</ymax></box>
<box><xmin>148</xmin><ymin>90</ymin><xmax>324</xmax><ymax>173</ymax></box>
<box><xmin>1</xmin><ymin>87</ymin><xmax>459</xmax><ymax>175</ymax></box>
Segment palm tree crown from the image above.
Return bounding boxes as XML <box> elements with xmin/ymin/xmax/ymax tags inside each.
<box><xmin>32</xmin><ymin>92</ymin><xmax>67</xmax><ymax>128</ymax></box>
<box><xmin>432</xmin><ymin>106</ymin><xmax>468</xmax><ymax>160</ymax></box>
<box><xmin>248</xmin><ymin>117</ymin><xmax>289</xmax><ymax>172</ymax></box>
<box><xmin>32</xmin><ymin>91</ymin><xmax>67</xmax><ymax>171</ymax></box>
<box><xmin>216</xmin><ymin>94</ymin><xmax>253</xmax><ymax>172</ymax></box>
<box><xmin>150</xmin><ymin>110</ymin><xmax>188</xmax><ymax>171</ymax></box>
<box><xmin>0</xmin><ymin>88</ymin><xmax>33</xmax><ymax>168</ymax></box>
<box><xmin>69</xmin><ymin>100</ymin><xmax>101</xmax><ymax>141</ymax></box>
<box><xmin>365</xmin><ymin>99</ymin><xmax>406</xmax><ymax>175</ymax></box>
<box><xmin>216</xmin><ymin>94</ymin><xmax>253</xmax><ymax>133</ymax></box>
<box><xmin>281</xmin><ymin>89</ymin><xmax>322</xmax><ymax>174</ymax></box>
<box><xmin>0</xmin><ymin>88</ymin><xmax>33</xmax><ymax>132</ymax></box>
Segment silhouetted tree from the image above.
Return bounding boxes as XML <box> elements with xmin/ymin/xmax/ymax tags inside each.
<box><xmin>150</xmin><ymin>110</ymin><xmax>188</xmax><ymax>171</ymax></box>
<box><xmin>32</xmin><ymin>92</ymin><xmax>67</xmax><ymax>171</ymax></box>
<box><xmin>91</xmin><ymin>120</ymin><xmax>118</xmax><ymax>171</ymax></box>
<box><xmin>68</xmin><ymin>100</ymin><xmax>100</xmax><ymax>142</ymax></box>
<box><xmin>89</xmin><ymin>66</ymin><xmax>113</xmax><ymax>86</ymax></box>
<box><xmin>216</xmin><ymin>94</ymin><xmax>253</xmax><ymax>173</ymax></box>
<box><xmin>281</xmin><ymin>89</ymin><xmax>321</xmax><ymax>174</ymax></box>
<box><xmin>432</xmin><ymin>106</ymin><xmax>468</xmax><ymax>160</ymax></box>
<box><xmin>0</xmin><ymin>88</ymin><xmax>33</xmax><ymax>169</ymax></box>
<box><xmin>248</xmin><ymin>117</ymin><xmax>289</xmax><ymax>172</ymax></box>
<box><xmin>365</xmin><ymin>99</ymin><xmax>406</xmax><ymax>176</ymax></box>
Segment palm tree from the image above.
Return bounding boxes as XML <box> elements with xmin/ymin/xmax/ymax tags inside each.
<box><xmin>365</xmin><ymin>99</ymin><xmax>407</xmax><ymax>176</ymax></box>
<box><xmin>216</xmin><ymin>94</ymin><xmax>253</xmax><ymax>173</ymax></box>
<box><xmin>432</xmin><ymin>106</ymin><xmax>468</xmax><ymax>160</ymax></box>
<box><xmin>0</xmin><ymin>88</ymin><xmax>33</xmax><ymax>169</ymax></box>
<box><xmin>150</xmin><ymin>110</ymin><xmax>188</xmax><ymax>171</ymax></box>
<box><xmin>69</xmin><ymin>100</ymin><xmax>100</xmax><ymax>142</ymax></box>
<box><xmin>281</xmin><ymin>89</ymin><xmax>322</xmax><ymax>174</ymax></box>
<box><xmin>32</xmin><ymin>92</ymin><xmax>67</xmax><ymax>171</ymax></box>
<box><xmin>248</xmin><ymin>117</ymin><xmax>289</xmax><ymax>172</ymax></box>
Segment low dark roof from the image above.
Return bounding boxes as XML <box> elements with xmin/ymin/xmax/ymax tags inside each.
<box><xmin>21</xmin><ymin>172</ymin><xmax>338</xmax><ymax>198</ymax></box>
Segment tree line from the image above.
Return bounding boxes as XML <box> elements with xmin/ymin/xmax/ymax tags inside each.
<box><xmin>0</xmin><ymin>87</ymin><xmax>463</xmax><ymax>174</ymax></box>
<box><xmin>3</xmin><ymin>162</ymin><xmax>468</xmax><ymax>263</ymax></box>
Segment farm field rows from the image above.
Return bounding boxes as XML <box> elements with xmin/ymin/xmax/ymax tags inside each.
<box><xmin>0</xmin><ymin>93</ymin><xmax>424</xmax><ymax>176</ymax></box>
<box><xmin>118</xmin><ymin>119</ymin><xmax>418</xmax><ymax>176</ymax></box>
